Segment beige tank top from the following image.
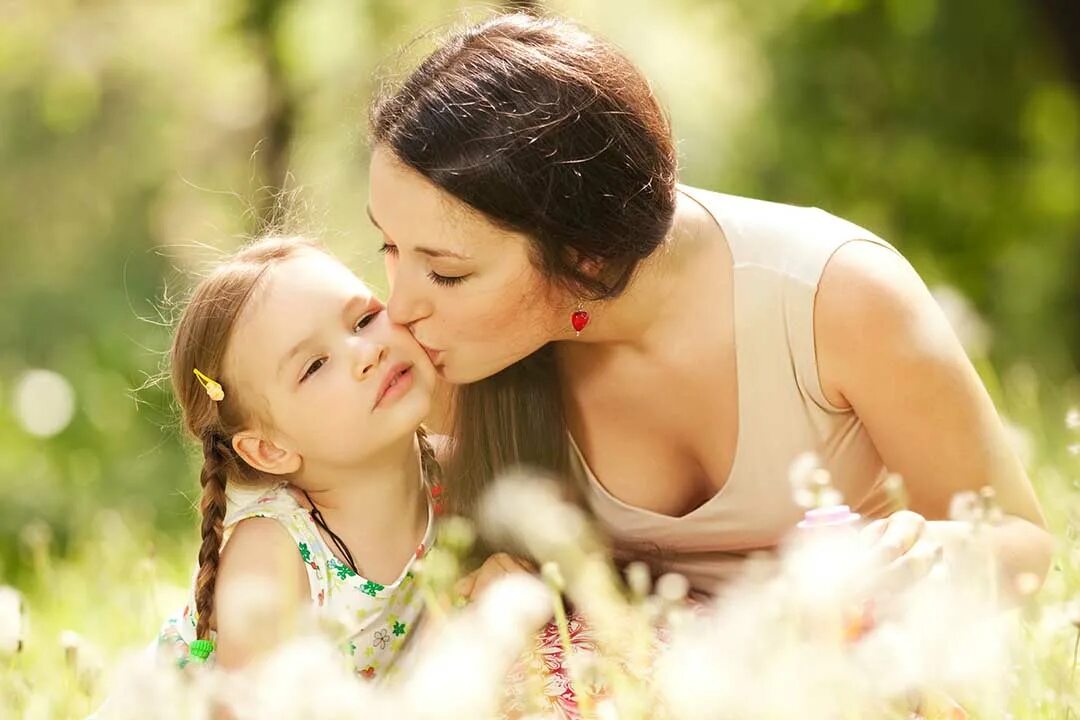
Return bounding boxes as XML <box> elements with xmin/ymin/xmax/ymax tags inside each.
<box><xmin>568</xmin><ymin>185</ymin><xmax>902</xmax><ymax>595</ymax></box>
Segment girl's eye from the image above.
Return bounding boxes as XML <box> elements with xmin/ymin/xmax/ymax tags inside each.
<box><xmin>354</xmin><ymin>310</ymin><xmax>380</xmax><ymax>331</ymax></box>
<box><xmin>377</xmin><ymin>243</ymin><xmax>398</xmax><ymax>256</ymax></box>
<box><xmin>428</xmin><ymin>271</ymin><xmax>468</xmax><ymax>287</ymax></box>
<box><xmin>301</xmin><ymin>358</ymin><xmax>325</xmax><ymax>382</ymax></box>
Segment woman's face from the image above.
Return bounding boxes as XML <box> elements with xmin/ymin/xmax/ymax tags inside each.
<box><xmin>368</xmin><ymin>145</ymin><xmax>568</xmax><ymax>384</ymax></box>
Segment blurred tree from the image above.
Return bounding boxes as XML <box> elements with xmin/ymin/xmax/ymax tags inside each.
<box><xmin>231</xmin><ymin>0</ymin><xmax>298</xmax><ymax>228</ymax></box>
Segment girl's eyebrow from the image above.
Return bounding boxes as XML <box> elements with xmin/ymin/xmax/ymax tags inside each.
<box><xmin>366</xmin><ymin>204</ymin><xmax>472</xmax><ymax>261</ymax></box>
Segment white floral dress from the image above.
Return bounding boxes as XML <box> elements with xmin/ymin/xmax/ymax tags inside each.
<box><xmin>157</xmin><ymin>479</ymin><xmax>436</xmax><ymax>681</ymax></box>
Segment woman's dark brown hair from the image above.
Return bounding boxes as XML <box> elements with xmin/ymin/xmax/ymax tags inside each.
<box><xmin>370</xmin><ymin>12</ymin><xmax>678</xmax><ymax>513</ymax></box>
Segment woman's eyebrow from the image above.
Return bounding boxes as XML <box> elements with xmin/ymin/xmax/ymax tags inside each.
<box><xmin>366</xmin><ymin>204</ymin><xmax>472</xmax><ymax>260</ymax></box>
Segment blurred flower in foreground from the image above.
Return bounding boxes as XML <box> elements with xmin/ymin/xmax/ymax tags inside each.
<box><xmin>60</xmin><ymin>629</ymin><xmax>104</xmax><ymax>691</ymax></box>
<box><xmin>12</xmin><ymin>368</ymin><xmax>76</xmax><ymax>437</ymax></box>
<box><xmin>948</xmin><ymin>486</ymin><xmax>1004</xmax><ymax>526</ymax></box>
<box><xmin>229</xmin><ymin>636</ymin><xmax>377</xmax><ymax>720</ymax></box>
<box><xmin>788</xmin><ymin>452</ymin><xmax>843</xmax><ymax>509</ymax></box>
<box><xmin>0</xmin><ymin>585</ymin><xmax>26</xmax><ymax>656</ymax></box>
<box><xmin>391</xmin><ymin>573</ymin><xmax>552</xmax><ymax>720</ymax></box>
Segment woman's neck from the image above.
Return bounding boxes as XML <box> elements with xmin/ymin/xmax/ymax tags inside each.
<box><xmin>293</xmin><ymin>436</ymin><xmax>428</xmax><ymax>582</ymax></box>
<box><xmin>554</xmin><ymin>188</ymin><xmax>720</xmax><ymax>354</ymax></box>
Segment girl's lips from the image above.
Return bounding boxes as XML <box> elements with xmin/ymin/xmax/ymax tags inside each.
<box><xmin>372</xmin><ymin>363</ymin><xmax>414</xmax><ymax>410</ymax></box>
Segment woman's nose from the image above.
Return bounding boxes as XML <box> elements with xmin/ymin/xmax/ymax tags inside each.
<box><xmin>386</xmin><ymin>273</ymin><xmax>432</xmax><ymax>327</ymax></box>
<box><xmin>352</xmin><ymin>343</ymin><xmax>388</xmax><ymax>381</ymax></box>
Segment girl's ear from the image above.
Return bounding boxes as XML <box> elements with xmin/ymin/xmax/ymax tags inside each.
<box><xmin>232</xmin><ymin>431</ymin><xmax>301</xmax><ymax>476</ymax></box>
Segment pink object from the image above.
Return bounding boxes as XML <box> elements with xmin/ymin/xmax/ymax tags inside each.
<box><xmin>797</xmin><ymin>504</ymin><xmax>861</xmax><ymax>531</ymax></box>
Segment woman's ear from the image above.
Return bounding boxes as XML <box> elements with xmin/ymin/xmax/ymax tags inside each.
<box><xmin>232</xmin><ymin>431</ymin><xmax>301</xmax><ymax>476</ymax></box>
<box><xmin>566</xmin><ymin>247</ymin><xmax>605</xmax><ymax>280</ymax></box>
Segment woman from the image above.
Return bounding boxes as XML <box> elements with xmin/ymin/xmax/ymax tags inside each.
<box><xmin>365</xmin><ymin>12</ymin><xmax>1052</xmax><ymax>600</ymax></box>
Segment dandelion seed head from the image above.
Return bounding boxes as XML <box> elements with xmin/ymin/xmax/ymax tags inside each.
<box><xmin>1014</xmin><ymin>572</ymin><xmax>1042</xmax><ymax>598</ymax></box>
<box><xmin>473</xmin><ymin>573</ymin><xmax>551</xmax><ymax>645</ymax></box>
<box><xmin>239</xmin><ymin>635</ymin><xmax>375</xmax><ymax>720</ymax></box>
<box><xmin>0</xmin><ymin>585</ymin><xmax>25</xmax><ymax>657</ymax></box>
<box><xmin>655</xmin><ymin>572</ymin><xmax>690</xmax><ymax>604</ymax></box>
<box><xmin>624</xmin><ymin>561</ymin><xmax>652</xmax><ymax>599</ymax></box>
<box><xmin>948</xmin><ymin>491</ymin><xmax>981</xmax><ymax>523</ymax></box>
<box><xmin>438</xmin><ymin>515</ymin><xmax>477</xmax><ymax>556</ymax></box>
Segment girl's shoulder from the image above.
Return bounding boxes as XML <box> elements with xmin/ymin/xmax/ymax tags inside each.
<box><xmin>221</xmin><ymin>483</ymin><xmax>328</xmax><ymax>600</ymax></box>
<box><xmin>224</xmin><ymin>482</ymin><xmax>306</xmax><ymax>528</ymax></box>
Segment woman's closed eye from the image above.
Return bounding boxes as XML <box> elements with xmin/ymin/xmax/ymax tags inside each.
<box><xmin>299</xmin><ymin>311</ymin><xmax>383</xmax><ymax>382</ymax></box>
<box><xmin>378</xmin><ymin>242</ymin><xmax>469</xmax><ymax>287</ymax></box>
<box><xmin>428</xmin><ymin>271</ymin><xmax>468</xmax><ymax>287</ymax></box>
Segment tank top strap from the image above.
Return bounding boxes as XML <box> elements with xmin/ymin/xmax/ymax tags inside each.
<box><xmin>677</xmin><ymin>185</ymin><xmax>902</xmax><ymax>413</ymax></box>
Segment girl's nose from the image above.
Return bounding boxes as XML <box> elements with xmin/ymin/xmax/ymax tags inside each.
<box><xmin>352</xmin><ymin>343</ymin><xmax>388</xmax><ymax>381</ymax></box>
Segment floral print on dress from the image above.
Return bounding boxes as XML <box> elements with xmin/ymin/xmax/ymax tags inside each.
<box><xmin>155</xmin><ymin>480</ymin><xmax>434</xmax><ymax>683</ymax></box>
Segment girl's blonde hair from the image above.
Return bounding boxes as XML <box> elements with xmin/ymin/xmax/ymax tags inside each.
<box><xmin>169</xmin><ymin>236</ymin><xmax>440</xmax><ymax>640</ymax></box>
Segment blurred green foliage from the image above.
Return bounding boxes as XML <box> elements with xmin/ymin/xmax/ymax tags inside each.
<box><xmin>1</xmin><ymin>0</ymin><xmax>1077</xmax><ymax>577</ymax></box>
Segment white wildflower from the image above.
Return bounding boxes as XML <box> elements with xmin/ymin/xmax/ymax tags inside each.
<box><xmin>624</xmin><ymin>561</ymin><xmax>652</xmax><ymax>599</ymax></box>
<box><xmin>394</xmin><ymin>574</ymin><xmax>550</xmax><ymax>720</ymax></box>
<box><xmin>479</xmin><ymin>470</ymin><xmax>592</xmax><ymax>559</ymax></box>
<box><xmin>60</xmin><ymin>629</ymin><xmax>104</xmax><ymax>690</ymax></box>
<box><xmin>883</xmin><ymin>472</ymin><xmax>908</xmax><ymax>510</ymax></box>
<box><xmin>789</xmin><ymin>452</ymin><xmax>844</xmax><ymax>510</ymax></box>
<box><xmin>788</xmin><ymin>451</ymin><xmax>822</xmax><ymax>509</ymax></box>
<box><xmin>655</xmin><ymin>573</ymin><xmax>690</xmax><ymax>604</ymax></box>
<box><xmin>92</xmin><ymin>645</ymin><xmax>212</xmax><ymax>720</ymax></box>
<box><xmin>232</xmin><ymin>635</ymin><xmax>376</xmax><ymax>720</ymax></box>
<box><xmin>1013</xmin><ymin>572</ymin><xmax>1042</xmax><ymax>598</ymax></box>
<box><xmin>948</xmin><ymin>491</ymin><xmax>981</xmax><ymax>523</ymax></box>
<box><xmin>0</xmin><ymin>585</ymin><xmax>25</xmax><ymax>656</ymax></box>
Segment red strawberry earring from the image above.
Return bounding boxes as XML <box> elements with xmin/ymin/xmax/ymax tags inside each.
<box><xmin>571</xmin><ymin>303</ymin><xmax>590</xmax><ymax>336</ymax></box>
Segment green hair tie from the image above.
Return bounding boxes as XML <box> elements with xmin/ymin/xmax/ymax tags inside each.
<box><xmin>189</xmin><ymin>639</ymin><xmax>214</xmax><ymax>662</ymax></box>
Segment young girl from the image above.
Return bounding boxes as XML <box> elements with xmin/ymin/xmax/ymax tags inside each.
<box><xmin>157</xmin><ymin>235</ymin><xmax>443</xmax><ymax>679</ymax></box>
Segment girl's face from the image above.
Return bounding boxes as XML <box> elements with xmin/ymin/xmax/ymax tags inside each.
<box><xmin>226</xmin><ymin>249</ymin><xmax>436</xmax><ymax>470</ymax></box>
<box><xmin>367</xmin><ymin>146</ymin><xmax>569</xmax><ymax>385</ymax></box>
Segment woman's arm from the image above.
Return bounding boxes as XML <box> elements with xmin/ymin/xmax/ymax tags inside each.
<box><xmin>213</xmin><ymin>517</ymin><xmax>312</xmax><ymax>670</ymax></box>
<box><xmin>814</xmin><ymin>240</ymin><xmax>1054</xmax><ymax>597</ymax></box>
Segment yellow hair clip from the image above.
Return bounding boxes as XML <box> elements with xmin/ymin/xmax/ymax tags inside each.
<box><xmin>193</xmin><ymin>368</ymin><xmax>225</xmax><ymax>402</ymax></box>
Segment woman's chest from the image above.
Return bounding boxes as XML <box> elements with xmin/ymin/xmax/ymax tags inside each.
<box><xmin>562</xmin><ymin>346</ymin><xmax>740</xmax><ymax>518</ymax></box>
